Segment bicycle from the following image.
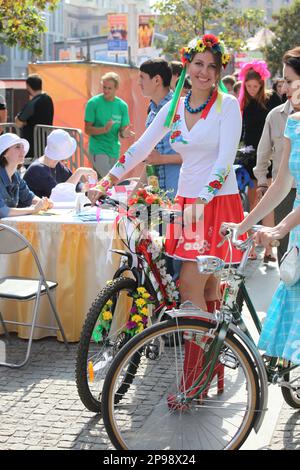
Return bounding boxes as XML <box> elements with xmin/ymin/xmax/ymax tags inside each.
<box><xmin>75</xmin><ymin>194</ymin><xmax>180</xmax><ymax>413</ymax></box>
<box><xmin>101</xmin><ymin>225</ymin><xmax>300</xmax><ymax>450</ymax></box>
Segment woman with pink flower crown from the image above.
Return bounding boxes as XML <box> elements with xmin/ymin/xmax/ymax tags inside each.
<box><xmin>87</xmin><ymin>34</ymin><xmax>246</xmax><ymax>404</ymax></box>
<box><xmin>238</xmin><ymin>60</ymin><xmax>281</xmax><ymax>261</ymax></box>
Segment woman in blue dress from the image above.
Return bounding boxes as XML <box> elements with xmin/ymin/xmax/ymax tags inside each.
<box><xmin>226</xmin><ymin>46</ymin><xmax>300</xmax><ymax>364</ymax></box>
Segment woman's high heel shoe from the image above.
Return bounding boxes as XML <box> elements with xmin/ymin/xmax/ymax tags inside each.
<box><xmin>167</xmin><ymin>299</ymin><xmax>225</xmax><ymax>411</ymax></box>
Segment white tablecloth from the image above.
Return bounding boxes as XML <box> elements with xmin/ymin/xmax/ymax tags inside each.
<box><xmin>0</xmin><ymin>208</ymin><xmax>118</xmax><ymax>342</ymax></box>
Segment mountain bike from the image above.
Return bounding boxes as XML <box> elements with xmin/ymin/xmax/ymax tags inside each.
<box><xmin>75</xmin><ymin>195</ymin><xmax>180</xmax><ymax>413</ymax></box>
<box><xmin>101</xmin><ymin>225</ymin><xmax>300</xmax><ymax>450</ymax></box>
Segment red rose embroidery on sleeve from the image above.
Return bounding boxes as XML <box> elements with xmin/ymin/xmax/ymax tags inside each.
<box><xmin>209</xmin><ymin>180</ymin><xmax>222</xmax><ymax>189</ymax></box>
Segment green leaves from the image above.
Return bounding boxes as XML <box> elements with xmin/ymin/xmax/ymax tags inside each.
<box><xmin>0</xmin><ymin>0</ymin><xmax>59</xmax><ymax>56</ymax></box>
<box><xmin>263</xmin><ymin>0</ymin><xmax>300</xmax><ymax>76</ymax></box>
<box><xmin>152</xmin><ymin>0</ymin><xmax>264</xmax><ymax>58</ymax></box>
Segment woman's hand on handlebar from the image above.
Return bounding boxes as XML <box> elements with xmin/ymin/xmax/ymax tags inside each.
<box><xmin>219</xmin><ymin>222</ymin><xmax>240</xmax><ymax>237</ymax></box>
<box><xmin>253</xmin><ymin>226</ymin><xmax>282</xmax><ymax>248</ymax></box>
<box><xmin>86</xmin><ymin>188</ymin><xmax>105</xmax><ymax>205</ymax></box>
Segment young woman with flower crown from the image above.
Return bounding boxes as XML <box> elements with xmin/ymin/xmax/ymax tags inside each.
<box><xmin>88</xmin><ymin>34</ymin><xmax>245</xmax><ymax>404</ymax></box>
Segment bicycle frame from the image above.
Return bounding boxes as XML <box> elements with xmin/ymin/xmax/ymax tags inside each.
<box><xmin>109</xmin><ymin>209</ymin><xmax>178</xmax><ymax>311</ymax></box>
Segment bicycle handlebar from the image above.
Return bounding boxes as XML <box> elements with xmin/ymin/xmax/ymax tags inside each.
<box><xmin>220</xmin><ymin>224</ymin><xmax>266</xmax><ymax>250</ymax></box>
<box><xmin>96</xmin><ymin>195</ymin><xmax>182</xmax><ymax>224</ymax></box>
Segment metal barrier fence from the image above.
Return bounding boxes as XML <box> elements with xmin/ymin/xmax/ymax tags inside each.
<box><xmin>34</xmin><ymin>125</ymin><xmax>84</xmax><ymax>171</ymax></box>
<box><xmin>0</xmin><ymin>123</ymin><xmax>20</xmax><ymax>136</ymax></box>
<box><xmin>0</xmin><ymin>123</ymin><xmax>84</xmax><ymax>171</ymax></box>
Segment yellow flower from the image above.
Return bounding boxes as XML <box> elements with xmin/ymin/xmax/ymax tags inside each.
<box><xmin>102</xmin><ymin>311</ymin><xmax>113</xmax><ymax>321</ymax></box>
<box><xmin>142</xmin><ymin>292</ymin><xmax>150</xmax><ymax>299</ymax></box>
<box><xmin>196</xmin><ymin>40</ymin><xmax>206</xmax><ymax>53</ymax></box>
<box><xmin>131</xmin><ymin>314</ymin><xmax>142</xmax><ymax>323</ymax></box>
<box><xmin>141</xmin><ymin>307</ymin><xmax>149</xmax><ymax>316</ymax></box>
<box><xmin>106</xmin><ymin>300</ymin><xmax>113</xmax><ymax>307</ymax></box>
<box><xmin>222</xmin><ymin>53</ymin><xmax>230</xmax><ymax>65</ymax></box>
<box><xmin>136</xmin><ymin>298</ymin><xmax>146</xmax><ymax>308</ymax></box>
<box><xmin>136</xmin><ymin>323</ymin><xmax>144</xmax><ymax>333</ymax></box>
<box><xmin>137</xmin><ymin>287</ymin><xmax>146</xmax><ymax>294</ymax></box>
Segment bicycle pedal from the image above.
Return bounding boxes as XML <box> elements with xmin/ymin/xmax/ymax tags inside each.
<box><xmin>219</xmin><ymin>351</ymin><xmax>239</xmax><ymax>369</ymax></box>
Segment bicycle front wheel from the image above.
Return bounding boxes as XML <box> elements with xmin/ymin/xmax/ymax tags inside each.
<box><xmin>102</xmin><ymin>318</ymin><xmax>260</xmax><ymax>450</ymax></box>
<box><xmin>76</xmin><ymin>277</ymin><xmax>140</xmax><ymax>412</ymax></box>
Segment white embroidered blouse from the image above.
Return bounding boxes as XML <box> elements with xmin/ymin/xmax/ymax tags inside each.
<box><xmin>110</xmin><ymin>92</ymin><xmax>242</xmax><ymax>203</ymax></box>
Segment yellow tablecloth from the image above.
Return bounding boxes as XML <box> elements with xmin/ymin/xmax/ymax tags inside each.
<box><xmin>0</xmin><ymin>210</ymin><xmax>118</xmax><ymax>342</ymax></box>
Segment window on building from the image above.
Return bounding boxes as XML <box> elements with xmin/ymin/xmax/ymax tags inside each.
<box><xmin>92</xmin><ymin>25</ymin><xmax>99</xmax><ymax>35</ymax></box>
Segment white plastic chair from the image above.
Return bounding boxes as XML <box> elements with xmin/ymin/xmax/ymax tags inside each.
<box><xmin>0</xmin><ymin>223</ymin><xmax>69</xmax><ymax>368</ymax></box>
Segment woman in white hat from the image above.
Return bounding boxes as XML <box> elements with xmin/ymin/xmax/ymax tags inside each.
<box><xmin>24</xmin><ymin>129</ymin><xmax>97</xmax><ymax>198</ymax></box>
<box><xmin>0</xmin><ymin>133</ymin><xmax>52</xmax><ymax>218</ymax></box>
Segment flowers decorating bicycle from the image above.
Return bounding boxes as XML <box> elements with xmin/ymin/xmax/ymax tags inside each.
<box><xmin>92</xmin><ymin>297</ymin><xmax>114</xmax><ymax>342</ymax></box>
<box><xmin>124</xmin><ymin>287</ymin><xmax>156</xmax><ymax>336</ymax></box>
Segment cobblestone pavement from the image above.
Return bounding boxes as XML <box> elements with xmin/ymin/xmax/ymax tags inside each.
<box><xmin>268</xmin><ymin>406</ymin><xmax>300</xmax><ymax>450</ymax></box>
<box><xmin>0</xmin><ymin>254</ymin><xmax>300</xmax><ymax>450</ymax></box>
<box><xmin>0</xmin><ymin>339</ymin><xmax>112</xmax><ymax>450</ymax></box>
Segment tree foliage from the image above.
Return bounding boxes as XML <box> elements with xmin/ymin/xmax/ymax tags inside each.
<box><xmin>152</xmin><ymin>0</ymin><xmax>264</xmax><ymax>59</ymax></box>
<box><xmin>0</xmin><ymin>0</ymin><xmax>59</xmax><ymax>56</ymax></box>
<box><xmin>263</xmin><ymin>0</ymin><xmax>300</xmax><ymax>76</ymax></box>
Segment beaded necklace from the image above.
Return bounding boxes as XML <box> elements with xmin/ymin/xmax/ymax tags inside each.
<box><xmin>184</xmin><ymin>90</ymin><xmax>213</xmax><ymax>114</ymax></box>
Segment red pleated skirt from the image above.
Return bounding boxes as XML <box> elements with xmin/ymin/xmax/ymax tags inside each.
<box><xmin>165</xmin><ymin>194</ymin><xmax>246</xmax><ymax>263</ymax></box>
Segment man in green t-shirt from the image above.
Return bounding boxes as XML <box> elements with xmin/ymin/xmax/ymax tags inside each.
<box><xmin>84</xmin><ymin>72</ymin><xmax>133</xmax><ymax>177</ymax></box>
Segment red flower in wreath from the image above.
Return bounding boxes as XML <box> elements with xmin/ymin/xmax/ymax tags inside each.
<box><xmin>173</xmin><ymin>114</ymin><xmax>180</xmax><ymax>122</ymax></box>
<box><xmin>209</xmin><ymin>180</ymin><xmax>222</xmax><ymax>190</ymax></box>
<box><xmin>119</xmin><ymin>154</ymin><xmax>126</xmax><ymax>164</ymax></box>
<box><xmin>203</xmin><ymin>34</ymin><xmax>219</xmax><ymax>47</ymax></box>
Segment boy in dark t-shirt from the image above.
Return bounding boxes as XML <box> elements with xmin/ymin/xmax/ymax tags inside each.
<box><xmin>15</xmin><ymin>74</ymin><xmax>54</xmax><ymax>161</ymax></box>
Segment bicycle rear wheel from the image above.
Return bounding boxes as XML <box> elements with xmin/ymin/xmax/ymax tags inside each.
<box><xmin>76</xmin><ymin>277</ymin><xmax>140</xmax><ymax>412</ymax></box>
<box><xmin>281</xmin><ymin>365</ymin><xmax>300</xmax><ymax>408</ymax></box>
<box><xmin>102</xmin><ymin>318</ymin><xmax>260</xmax><ymax>450</ymax></box>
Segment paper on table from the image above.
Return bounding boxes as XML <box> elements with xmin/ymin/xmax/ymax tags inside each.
<box><xmin>52</xmin><ymin>201</ymin><xmax>76</xmax><ymax>209</ymax></box>
<box><xmin>75</xmin><ymin>207</ymin><xmax>117</xmax><ymax>222</ymax></box>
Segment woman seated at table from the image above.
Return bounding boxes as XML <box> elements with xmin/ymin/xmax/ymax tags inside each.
<box><xmin>23</xmin><ymin>129</ymin><xmax>97</xmax><ymax>198</ymax></box>
<box><xmin>0</xmin><ymin>133</ymin><xmax>52</xmax><ymax>218</ymax></box>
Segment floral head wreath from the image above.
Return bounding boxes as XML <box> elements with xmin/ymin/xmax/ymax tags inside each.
<box><xmin>164</xmin><ymin>34</ymin><xmax>230</xmax><ymax>128</ymax></box>
<box><xmin>238</xmin><ymin>60</ymin><xmax>271</xmax><ymax>110</ymax></box>
<box><xmin>180</xmin><ymin>34</ymin><xmax>231</xmax><ymax>68</ymax></box>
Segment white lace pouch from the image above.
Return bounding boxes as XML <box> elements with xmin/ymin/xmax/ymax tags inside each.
<box><xmin>280</xmin><ymin>246</ymin><xmax>300</xmax><ymax>286</ymax></box>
